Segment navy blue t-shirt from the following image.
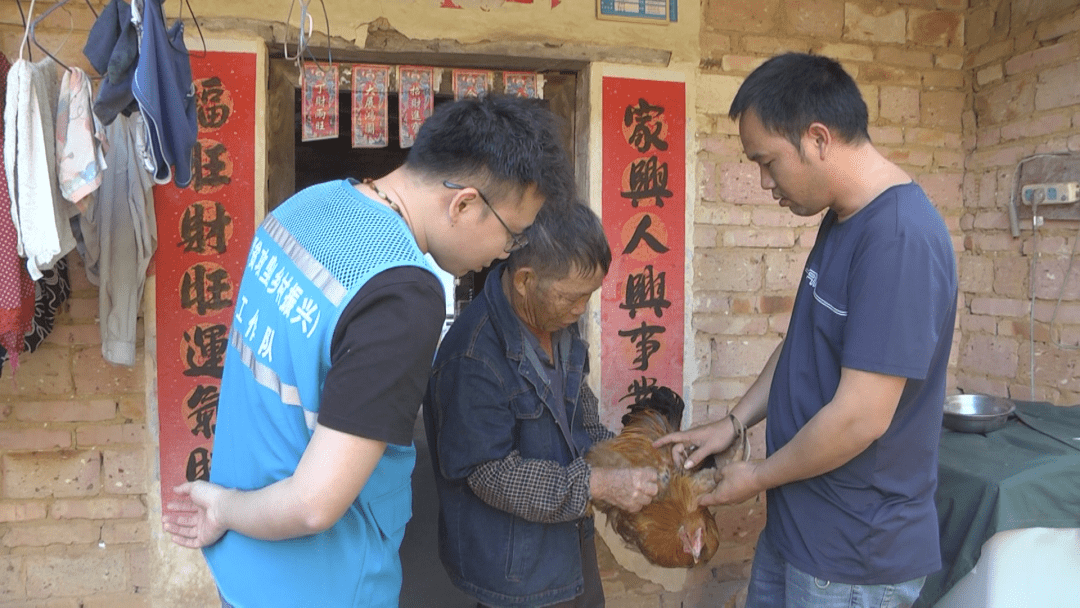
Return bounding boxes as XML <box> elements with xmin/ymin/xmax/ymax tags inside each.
<box><xmin>765</xmin><ymin>182</ymin><xmax>957</xmax><ymax>584</ymax></box>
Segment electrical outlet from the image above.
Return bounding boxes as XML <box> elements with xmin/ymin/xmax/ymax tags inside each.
<box><xmin>1021</xmin><ymin>182</ymin><xmax>1080</xmax><ymax>205</ymax></box>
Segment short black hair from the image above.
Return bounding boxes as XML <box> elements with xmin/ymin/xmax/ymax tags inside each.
<box><xmin>406</xmin><ymin>94</ymin><xmax>574</xmax><ymax>210</ymax></box>
<box><xmin>507</xmin><ymin>200</ymin><xmax>611</xmax><ymax>281</ymax></box>
<box><xmin>729</xmin><ymin>52</ymin><xmax>870</xmax><ymax>150</ymax></box>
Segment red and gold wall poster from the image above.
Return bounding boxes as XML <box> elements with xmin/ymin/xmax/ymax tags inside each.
<box><xmin>155</xmin><ymin>46</ymin><xmax>261</xmax><ymax>513</ymax></box>
<box><xmin>600</xmin><ymin>76</ymin><xmax>685</xmax><ymax>430</ymax></box>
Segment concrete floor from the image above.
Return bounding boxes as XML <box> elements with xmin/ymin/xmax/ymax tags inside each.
<box><xmin>399</xmin><ymin>411</ymin><xmax>476</xmax><ymax>608</ymax></box>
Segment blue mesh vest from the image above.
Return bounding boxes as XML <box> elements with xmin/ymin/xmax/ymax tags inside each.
<box><xmin>204</xmin><ymin>179</ymin><xmax>438</xmax><ymax>607</ymax></box>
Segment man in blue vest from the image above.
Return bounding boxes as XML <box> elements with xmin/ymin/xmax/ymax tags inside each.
<box><xmin>161</xmin><ymin>94</ymin><xmax>574</xmax><ymax>608</ymax></box>
<box><xmin>656</xmin><ymin>53</ymin><xmax>957</xmax><ymax>608</ymax></box>
<box><xmin>425</xmin><ymin>202</ymin><xmax>658</xmax><ymax>608</ymax></box>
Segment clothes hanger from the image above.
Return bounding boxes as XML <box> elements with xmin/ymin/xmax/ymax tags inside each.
<box><xmin>172</xmin><ymin>0</ymin><xmax>208</xmax><ymax>57</ymax></box>
<box><xmin>15</xmin><ymin>0</ymin><xmax>33</xmax><ymax>61</ymax></box>
<box><xmin>28</xmin><ymin>0</ymin><xmax>100</xmax><ymax>72</ymax></box>
<box><xmin>284</xmin><ymin>0</ymin><xmax>333</xmax><ymax>73</ymax></box>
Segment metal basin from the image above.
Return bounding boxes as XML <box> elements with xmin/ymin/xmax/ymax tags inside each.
<box><xmin>942</xmin><ymin>394</ymin><xmax>1016</xmax><ymax>433</ymax></box>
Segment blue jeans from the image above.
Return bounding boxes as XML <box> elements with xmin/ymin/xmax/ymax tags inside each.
<box><xmin>746</xmin><ymin>533</ymin><xmax>926</xmax><ymax>608</ymax></box>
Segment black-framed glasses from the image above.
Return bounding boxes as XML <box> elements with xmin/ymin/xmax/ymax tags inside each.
<box><xmin>443</xmin><ymin>180</ymin><xmax>529</xmax><ymax>253</ymax></box>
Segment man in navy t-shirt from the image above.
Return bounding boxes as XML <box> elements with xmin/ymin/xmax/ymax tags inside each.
<box><xmin>657</xmin><ymin>53</ymin><xmax>957</xmax><ymax>608</ymax></box>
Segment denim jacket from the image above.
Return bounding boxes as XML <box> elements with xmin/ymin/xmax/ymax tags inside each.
<box><xmin>423</xmin><ymin>264</ymin><xmax>597</xmax><ymax>607</ymax></box>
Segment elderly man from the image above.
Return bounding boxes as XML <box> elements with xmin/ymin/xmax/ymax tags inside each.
<box><xmin>424</xmin><ymin>202</ymin><xmax>658</xmax><ymax>608</ymax></box>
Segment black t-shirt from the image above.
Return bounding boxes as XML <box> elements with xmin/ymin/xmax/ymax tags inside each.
<box><xmin>317</xmin><ymin>266</ymin><xmax>445</xmax><ymax>446</ymax></box>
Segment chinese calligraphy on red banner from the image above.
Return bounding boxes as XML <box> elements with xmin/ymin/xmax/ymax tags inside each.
<box><xmin>600</xmin><ymin>77</ymin><xmax>685</xmax><ymax>430</ymax></box>
<box><xmin>302</xmin><ymin>62</ymin><xmax>339</xmax><ymax>141</ymax></box>
<box><xmin>156</xmin><ymin>51</ymin><xmax>257</xmax><ymax>513</ymax></box>
<box><xmin>352</xmin><ymin>64</ymin><xmax>389</xmax><ymax>148</ymax></box>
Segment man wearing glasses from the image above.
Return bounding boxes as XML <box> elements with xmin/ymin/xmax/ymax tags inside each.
<box><xmin>162</xmin><ymin>95</ymin><xmax>574</xmax><ymax>608</ymax></box>
<box><xmin>424</xmin><ymin>202</ymin><xmax>658</xmax><ymax>608</ymax></box>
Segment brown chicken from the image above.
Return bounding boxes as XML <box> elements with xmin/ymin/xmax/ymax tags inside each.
<box><xmin>585</xmin><ymin>386</ymin><xmax>746</xmax><ymax>568</ymax></box>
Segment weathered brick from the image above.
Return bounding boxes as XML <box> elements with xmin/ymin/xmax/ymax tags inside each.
<box><xmin>966</xmin><ymin>6</ymin><xmax>995</xmax><ymax>49</ymax></box>
<box><xmin>890</xmin><ymin>148</ymin><xmax>934</xmax><ymax>168</ymax></box>
<box><xmin>919</xmin><ymin>172</ymin><xmax>963</xmax><ymax>208</ymax></box>
<box><xmin>972</xmin><ymin>39</ymin><xmax>1015</xmax><ymax>69</ymax></box>
<box><xmin>758</xmin><ymin>295</ymin><xmax>794</xmax><ymax>314</ymax></box>
<box><xmin>694</xmin><ymin>225</ymin><xmax>719</xmax><ymax>248</ymax></box>
<box><xmin>700</xmin><ymin>30</ymin><xmax>733</xmax><ymax>62</ymax></box>
<box><xmin>14</xmin><ymin>399</ymin><xmax>116</xmax><ymax>423</ymax></box>
<box><xmin>1033</xmin><ymin>257</ymin><xmax>1080</xmax><ymax>300</ymax></box>
<box><xmin>72</xmin><ymin>347</ymin><xmax>144</xmax><ymax>395</ymax></box>
<box><xmin>956</xmin><ymin>372</ymin><xmax>1010</xmax><ymax>398</ymax></box>
<box><xmin>972</xmin><ymin>211</ymin><xmax>1011</xmax><ymax>230</ymax></box>
<box><xmin>934</xmin><ymin>148</ymin><xmax>964</xmax><ymax>170</ymax></box>
<box><xmin>921</xmin><ymin>90</ymin><xmax>965</xmax><ymax>128</ymax></box>
<box><xmin>1033</xmin><ymin>349</ymin><xmax>1080</xmax><ymax>392</ymax></box>
<box><xmin>815</xmin><ymin>42</ymin><xmax>873</xmax><ymax>63</ymax></box>
<box><xmin>998</xmin><ymin>319</ymin><xmax>1050</xmax><ymax>342</ymax></box>
<box><xmin>958</xmin><ymin>334</ymin><xmax>1019</xmax><ymax>378</ymax></box>
<box><xmin>869</xmin><ymin>125</ymin><xmax>904</xmax><ymax>144</ymax></box>
<box><xmin>696</xmin><ymin>205</ymin><xmax>753</xmax><ymax>226</ymax></box>
<box><xmin>0</xmin><ymin>347</ymin><xmax>74</xmax><ymax>397</ymax></box>
<box><xmin>694</xmin><ymin>252</ymin><xmax>762</xmax><ymax>292</ymax></box>
<box><xmin>1005</xmin><ymin>40</ymin><xmax>1080</xmax><ymax>75</ymax></box>
<box><xmin>906</xmin><ymin>127</ymin><xmax>961</xmax><ymax>148</ymax></box>
<box><xmin>783</xmin><ymin>0</ymin><xmax>844</xmax><ymax>37</ymax></box>
<box><xmin>970</xmin><ymin>297</ymin><xmax>1029</xmax><ymax>317</ymax></box>
<box><xmin>711</xmin><ymin>337</ymin><xmax>781</xmax><ymax>377</ymax></box>
<box><xmin>1035</xmin><ymin>60</ymin><xmax>1080</xmax><ymax>110</ymax></box>
<box><xmin>859</xmin><ymin>84</ymin><xmax>879</xmax><ymax>122</ymax></box>
<box><xmin>0</xmin><ymin>429</ymin><xmax>71</xmax><ymax>451</ymax></box>
<box><xmin>844</xmin><ymin>4</ymin><xmax>906</xmax><ymax>44</ymax></box>
<box><xmin>0</xmin><ymin>501</ymin><xmax>47</xmax><ymax>523</ymax></box>
<box><xmin>936</xmin><ymin>52</ymin><xmax>964</xmax><ymax>70</ymax></box>
<box><xmin>50</xmin><ymin>497</ymin><xmax>146</xmax><ymax>520</ymax></box>
<box><xmin>880</xmin><ymin>86</ymin><xmax>920</xmax><ymax>124</ymax></box>
<box><xmin>691</xmin><ymin>378</ymin><xmax>753</xmax><ymax>403</ymax></box>
<box><xmin>740</xmin><ymin>35</ymin><xmax>810</xmax><ymax>56</ymax></box>
<box><xmin>0</xmin><ymin>555</ymin><xmax>24</xmax><ymax>602</ymax></box>
<box><xmin>1</xmin><ymin>450</ymin><xmax>100</xmax><ymax>499</ymax></box>
<box><xmin>720</xmin><ymin>54</ymin><xmax>766</xmax><ymax>73</ymax></box>
<box><xmin>750</xmin><ymin>207</ymin><xmax>819</xmax><ymax>228</ymax></box>
<box><xmin>977</xmin><ymin>63</ymin><xmax>1003</xmax><ymax>86</ymax></box>
<box><xmin>79</xmin><ymin>594</ymin><xmax>151</xmax><ymax>608</ymax></box>
<box><xmin>764</xmin><ymin>249</ymin><xmax>807</xmax><ymax>291</ymax></box>
<box><xmin>700</xmin><ymin>133</ymin><xmax>745</xmax><ymax>160</ymax></box>
<box><xmin>127</xmin><ymin>547</ymin><xmax>151</xmax><ymax>588</ymax></box>
<box><xmin>719</xmin><ymin>162</ymin><xmax>773</xmax><ymax>205</ymax></box>
<box><xmin>709</xmin><ymin>0</ymin><xmax>779</xmax><ymax>33</ymax></box>
<box><xmin>970</xmin><ymin>144</ymin><xmax>1031</xmax><ymax>170</ymax></box>
<box><xmin>909</xmin><ymin>9</ymin><xmax>964</xmax><ymax>47</ymax></box>
<box><xmin>976</xmin><ymin>127</ymin><xmax>1001</xmax><ymax>148</ymax></box>
<box><xmin>960</xmin><ymin>313</ymin><xmax>998</xmax><ymax>334</ymax></box>
<box><xmin>100</xmin><ymin>521</ymin><xmax>150</xmax><ymax>545</ymax></box>
<box><xmin>877</xmin><ymin>47</ymin><xmax>934</xmax><ymax>68</ymax></box>
<box><xmin>858</xmin><ymin>63</ymin><xmax>922</xmax><ymax>86</ymax></box>
<box><xmin>47</xmin><ymin>323</ymin><xmax>103</xmax><ymax>346</ymax></box>
<box><xmin>2</xmin><ymin>520</ymin><xmax>100</xmax><ymax>548</ymax></box>
<box><xmin>24</xmin><ymin>550</ymin><xmax>126</xmax><ymax>598</ymax></box>
<box><xmin>103</xmin><ymin>448</ymin><xmax>147</xmax><ymax>495</ymax></box>
<box><xmin>923</xmin><ymin>69</ymin><xmax>965</xmax><ymax>89</ymax></box>
<box><xmin>768</xmin><ymin>311</ymin><xmax>792</xmax><ymax>334</ymax></box>
<box><xmin>1035</xmin><ymin>8</ymin><xmax>1080</xmax><ymax>41</ymax></box>
<box><xmin>694</xmin><ymin>314</ymin><xmax>769</xmax><ymax>336</ymax></box>
<box><xmin>75</xmin><ymin>423</ymin><xmax>147</xmax><ymax>447</ymax></box>
<box><xmin>697</xmin><ymin>74</ymin><xmax>744</xmax><ymax>117</ymax></box>
<box><xmin>1000</xmin><ymin>112</ymin><xmax>1071</xmax><ymax>141</ymax></box>
<box><xmin>992</xmin><ymin>257</ymin><xmax>1031</xmax><ymax>298</ymax></box>
<box><xmin>721</xmin><ymin>228</ymin><xmax>795</xmax><ymax>248</ymax></box>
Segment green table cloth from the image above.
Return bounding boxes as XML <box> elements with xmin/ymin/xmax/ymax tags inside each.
<box><xmin>915</xmin><ymin>400</ymin><xmax>1080</xmax><ymax>607</ymax></box>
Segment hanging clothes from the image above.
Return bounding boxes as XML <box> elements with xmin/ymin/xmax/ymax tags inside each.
<box><xmin>57</xmin><ymin>66</ymin><xmax>109</xmax><ymax>210</ymax></box>
<box><xmin>132</xmin><ymin>0</ymin><xmax>198</xmax><ymax>188</ymax></box>
<box><xmin>5</xmin><ymin>49</ymin><xmax>77</xmax><ymax>281</ymax></box>
<box><xmin>0</xmin><ymin>257</ymin><xmax>71</xmax><ymax>377</ymax></box>
<box><xmin>0</xmin><ymin>51</ymin><xmax>36</xmax><ymax>373</ymax></box>
<box><xmin>80</xmin><ymin>113</ymin><xmax>156</xmax><ymax>366</ymax></box>
<box><xmin>83</xmin><ymin>0</ymin><xmax>140</xmax><ymax>126</ymax></box>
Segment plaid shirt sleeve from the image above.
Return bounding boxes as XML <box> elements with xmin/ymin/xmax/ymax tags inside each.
<box><xmin>581</xmin><ymin>383</ymin><xmax>615</xmax><ymax>444</ymax></box>
<box><xmin>467</xmin><ymin>451</ymin><xmax>592</xmax><ymax>524</ymax></box>
<box><xmin>466</xmin><ymin>382</ymin><xmax>614</xmax><ymax>524</ymax></box>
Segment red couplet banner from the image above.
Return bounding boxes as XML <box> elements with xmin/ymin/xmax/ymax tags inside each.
<box><xmin>599</xmin><ymin>76</ymin><xmax>686</xmax><ymax>431</ymax></box>
<box><xmin>155</xmin><ymin>51</ymin><xmax>257</xmax><ymax>511</ymax></box>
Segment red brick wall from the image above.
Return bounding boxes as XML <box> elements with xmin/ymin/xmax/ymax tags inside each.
<box><xmin>1</xmin><ymin>253</ymin><xmax>152</xmax><ymax>608</ymax></box>
<box><xmin>962</xmin><ymin>0</ymin><xmax>1080</xmax><ymax>403</ymax></box>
